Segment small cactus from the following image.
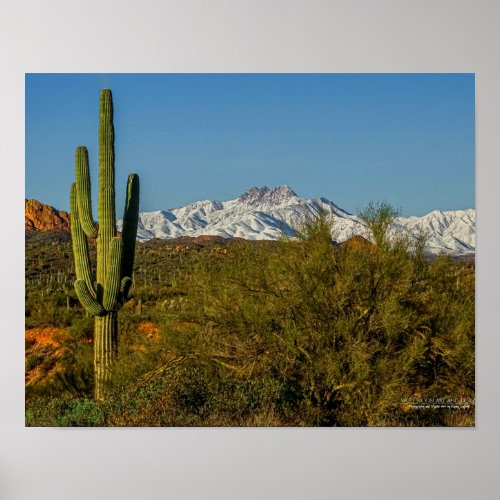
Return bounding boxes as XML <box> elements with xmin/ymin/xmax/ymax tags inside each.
<box><xmin>70</xmin><ymin>89</ymin><xmax>139</xmax><ymax>400</ymax></box>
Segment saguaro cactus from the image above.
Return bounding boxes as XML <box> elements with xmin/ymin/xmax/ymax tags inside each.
<box><xmin>70</xmin><ymin>89</ymin><xmax>139</xmax><ymax>400</ymax></box>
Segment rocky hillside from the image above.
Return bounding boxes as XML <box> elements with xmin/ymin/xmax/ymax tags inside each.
<box><xmin>25</xmin><ymin>199</ymin><xmax>70</xmax><ymax>233</ymax></box>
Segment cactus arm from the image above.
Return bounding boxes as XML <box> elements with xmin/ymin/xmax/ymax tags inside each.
<box><xmin>70</xmin><ymin>183</ymin><xmax>97</xmax><ymax>298</ymax></box>
<box><xmin>103</xmin><ymin>237</ymin><xmax>123</xmax><ymax>311</ymax></box>
<box><xmin>74</xmin><ymin>279</ymin><xmax>106</xmax><ymax>316</ymax></box>
<box><xmin>121</xmin><ymin>173</ymin><xmax>140</xmax><ymax>283</ymax></box>
<box><xmin>120</xmin><ymin>276</ymin><xmax>133</xmax><ymax>294</ymax></box>
<box><xmin>75</xmin><ymin>146</ymin><xmax>98</xmax><ymax>238</ymax></box>
<box><xmin>116</xmin><ymin>277</ymin><xmax>133</xmax><ymax>310</ymax></box>
<box><xmin>97</xmin><ymin>88</ymin><xmax>116</xmax><ymax>287</ymax></box>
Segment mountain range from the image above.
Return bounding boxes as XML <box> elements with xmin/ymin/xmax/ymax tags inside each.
<box><xmin>120</xmin><ymin>186</ymin><xmax>475</xmax><ymax>256</ymax></box>
<box><xmin>25</xmin><ymin>186</ymin><xmax>475</xmax><ymax>256</ymax></box>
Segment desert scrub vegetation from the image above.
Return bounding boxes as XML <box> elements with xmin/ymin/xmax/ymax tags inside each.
<box><xmin>25</xmin><ymin>209</ymin><xmax>474</xmax><ymax>426</ymax></box>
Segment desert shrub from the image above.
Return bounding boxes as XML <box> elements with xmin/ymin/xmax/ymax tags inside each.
<box><xmin>56</xmin><ymin>399</ymin><xmax>105</xmax><ymax>427</ymax></box>
<box><xmin>43</xmin><ymin>316</ymin><xmax>95</xmax><ymax>397</ymax></box>
<box><xmin>157</xmin><ymin>206</ymin><xmax>475</xmax><ymax>426</ymax></box>
<box><xmin>25</xmin><ymin>291</ymin><xmax>75</xmax><ymax>328</ymax></box>
<box><xmin>358</xmin><ymin>200</ymin><xmax>401</xmax><ymax>250</ymax></box>
<box><xmin>25</xmin><ymin>207</ymin><xmax>474</xmax><ymax>426</ymax></box>
<box><xmin>25</xmin><ymin>397</ymin><xmax>68</xmax><ymax>427</ymax></box>
<box><xmin>26</xmin><ymin>396</ymin><xmax>105</xmax><ymax>427</ymax></box>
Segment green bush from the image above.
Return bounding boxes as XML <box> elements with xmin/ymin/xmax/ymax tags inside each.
<box><xmin>57</xmin><ymin>399</ymin><xmax>105</xmax><ymax>427</ymax></box>
<box><xmin>25</xmin><ymin>206</ymin><xmax>475</xmax><ymax>426</ymax></box>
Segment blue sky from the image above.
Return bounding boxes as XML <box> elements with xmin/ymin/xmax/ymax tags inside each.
<box><xmin>25</xmin><ymin>73</ymin><xmax>474</xmax><ymax>216</ymax></box>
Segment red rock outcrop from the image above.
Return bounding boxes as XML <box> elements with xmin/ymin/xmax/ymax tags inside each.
<box><xmin>337</xmin><ymin>235</ymin><xmax>376</xmax><ymax>251</ymax></box>
<box><xmin>25</xmin><ymin>199</ymin><xmax>71</xmax><ymax>233</ymax></box>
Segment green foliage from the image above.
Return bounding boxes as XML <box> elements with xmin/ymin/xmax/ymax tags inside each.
<box><xmin>55</xmin><ymin>317</ymin><xmax>95</xmax><ymax>396</ymax></box>
<box><xmin>26</xmin><ymin>398</ymin><xmax>105</xmax><ymax>427</ymax></box>
<box><xmin>359</xmin><ymin>200</ymin><xmax>401</xmax><ymax>250</ymax></box>
<box><xmin>56</xmin><ymin>399</ymin><xmax>105</xmax><ymax>427</ymax></box>
<box><xmin>25</xmin><ymin>207</ymin><xmax>475</xmax><ymax>426</ymax></box>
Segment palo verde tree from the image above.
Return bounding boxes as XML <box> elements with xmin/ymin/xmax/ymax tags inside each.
<box><xmin>70</xmin><ymin>89</ymin><xmax>139</xmax><ymax>400</ymax></box>
<box><xmin>359</xmin><ymin>201</ymin><xmax>400</xmax><ymax>251</ymax></box>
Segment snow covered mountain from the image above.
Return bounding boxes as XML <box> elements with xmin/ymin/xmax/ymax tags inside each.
<box><xmin>118</xmin><ymin>186</ymin><xmax>475</xmax><ymax>256</ymax></box>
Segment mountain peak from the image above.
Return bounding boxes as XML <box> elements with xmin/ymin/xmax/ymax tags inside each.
<box><xmin>238</xmin><ymin>185</ymin><xmax>298</xmax><ymax>207</ymax></box>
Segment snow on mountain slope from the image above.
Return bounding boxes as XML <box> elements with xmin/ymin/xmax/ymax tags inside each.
<box><xmin>118</xmin><ymin>186</ymin><xmax>475</xmax><ymax>256</ymax></box>
<box><xmin>400</xmin><ymin>209</ymin><xmax>475</xmax><ymax>255</ymax></box>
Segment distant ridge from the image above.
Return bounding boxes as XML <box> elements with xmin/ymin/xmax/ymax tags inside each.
<box><xmin>25</xmin><ymin>186</ymin><xmax>476</xmax><ymax>256</ymax></box>
<box><xmin>119</xmin><ymin>186</ymin><xmax>475</xmax><ymax>256</ymax></box>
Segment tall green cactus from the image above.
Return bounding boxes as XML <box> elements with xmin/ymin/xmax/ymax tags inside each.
<box><xmin>70</xmin><ymin>89</ymin><xmax>139</xmax><ymax>400</ymax></box>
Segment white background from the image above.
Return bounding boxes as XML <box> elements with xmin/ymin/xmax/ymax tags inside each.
<box><xmin>1</xmin><ymin>1</ymin><xmax>499</xmax><ymax>499</ymax></box>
